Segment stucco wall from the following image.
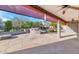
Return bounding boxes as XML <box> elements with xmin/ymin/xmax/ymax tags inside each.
<box><xmin>67</xmin><ymin>21</ymin><xmax>79</xmax><ymax>38</ymax></box>
<box><xmin>67</xmin><ymin>22</ymin><xmax>78</xmax><ymax>33</ymax></box>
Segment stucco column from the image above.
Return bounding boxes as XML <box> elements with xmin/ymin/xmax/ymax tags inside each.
<box><xmin>57</xmin><ymin>19</ymin><xmax>61</xmax><ymax>39</ymax></box>
<box><xmin>44</xmin><ymin>13</ymin><xmax>46</xmax><ymax>21</ymax></box>
<box><xmin>42</xmin><ymin>13</ymin><xmax>47</xmax><ymax>25</ymax></box>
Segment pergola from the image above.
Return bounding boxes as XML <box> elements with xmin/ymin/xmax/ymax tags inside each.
<box><xmin>0</xmin><ymin>5</ymin><xmax>67</xmax><ymax>39</ymax></box>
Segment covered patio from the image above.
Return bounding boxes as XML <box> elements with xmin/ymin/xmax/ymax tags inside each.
<box><xmin>0</xmin><ymin>5</ymin><xmax>79</xmax><ymax>53</ymax></box>
<box><xmin>0</xmin><ymin>5</ymin><xmax>67</xmax><ymax>39</ymax></box>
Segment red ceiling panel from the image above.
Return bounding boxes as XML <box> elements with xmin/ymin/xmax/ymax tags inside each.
<box><xmin>0</xmin><ymin>5</ymin><xmax>66</xmax><ymax>23</ymax></box>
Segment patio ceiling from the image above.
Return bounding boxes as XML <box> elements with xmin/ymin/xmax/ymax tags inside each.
<box><xmin>38</xmin><ymin>5</ymin><xmax>79</xmax><ymax>22</ymax></box>
<box><xmin>0</xmin><ymin>5</ymin><xmax>66</xmax><ymax>23</ymax></box>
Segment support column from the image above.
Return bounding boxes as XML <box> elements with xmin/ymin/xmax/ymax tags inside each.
<box><xmin>44</xmin><ymin>13</ymin><xmax>46</xmax><ymax>21</ymax></box>
<box><xmin>42</xmin><ymin>13</ymin><xmax>46</xmax><ymax>25</ymax></box>
<box><xmin>57</xmin><ymin>19</ymin><xmax>61</xmax><ymax>39</ymax></box>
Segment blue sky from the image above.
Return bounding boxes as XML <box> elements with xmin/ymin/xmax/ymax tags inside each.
<box><xmin>0</xmin><ymin>10</ymin><xmax>51</xmax><ymax>24</ymax></box>
<box><xmin>0</xmin><ymin>10</ymin><xmax>41</xmax><ymax>21</ymax></box>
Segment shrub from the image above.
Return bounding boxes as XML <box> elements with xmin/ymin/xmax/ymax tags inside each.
<box><xmin>4</xmin><ymin>20</ymin><xmax>12</xmax><ymax>31</ymax></box>
<box><xmin>10</xmin><ymin>29</ymin><xmax>16</xmax><ymax>32</ymax></box>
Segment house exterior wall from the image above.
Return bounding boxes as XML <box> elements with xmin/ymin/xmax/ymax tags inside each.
<box><xmin>67</xmin><ymin>21</ymin><xmax>79</xmax><ymax>39</ymax></box>
<box><xmin>67</xmin><ymin>21</ymin><xmax>78</xmax><ymax>33</ymax></box>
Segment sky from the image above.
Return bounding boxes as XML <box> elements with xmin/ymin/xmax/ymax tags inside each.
<box><xmin>0</xmin><ymin>10</ymin><xmax>42</xmax><ymax>22</ymax></box>
<box><xmin>0</xmin><ymin>10</ymin><xmax>51</xmax><ymax>25</ymax></box>
<box><xmin>0</xmin><ymin>10</ymin><xmax>51</xmax><ymax>24</ymax></box>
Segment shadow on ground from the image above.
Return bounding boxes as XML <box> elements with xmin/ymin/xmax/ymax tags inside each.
<box><xmin>8</xmin><ymin>36</ymin><xmax>79</xmax><ymax>54</ymax></box>
<box><xmin>0</xmin><ymin>35</ymin><xmax>18</xmax><ymax>41</ymax></box>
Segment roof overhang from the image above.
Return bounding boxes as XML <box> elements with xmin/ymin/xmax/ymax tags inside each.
<box><xmin>0</xmin><ymin>5</ymin><xmax>67</xmax><ymax>23</ymax></box>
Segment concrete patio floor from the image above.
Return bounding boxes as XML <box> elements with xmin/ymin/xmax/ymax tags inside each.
<box><xmin>0</xmin><ymin>25</ymin><xmax>78</xmax><ymax>54</ymax></box>
<box><xmin>10</xmin><ymin>26</ymin><xmax>79</xmax><ymax>54</ymax></box>
<box><xmin>0</xmin><ymin>31</ymin><xmax>58</xmax><ymax>53</ymax></box>
<box><xmin>10</xmin><ymin>37</ymin><xmax>79</xmax><ymax>54</ymax></box>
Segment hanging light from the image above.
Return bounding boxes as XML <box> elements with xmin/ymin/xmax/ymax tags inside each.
<box><xmin>72</xmin><ymin>19</ymin><xmax>74</xmax><ymax>21</ymax></box>
<box><xmin>72</xmin><ymin>19</ymin><xmax>75</xmax><ymax>23</ymax></box>
<box><xmin>62</xmin><ymin>10</ymin><xmax>66</xmax><ymax>14</ymax></box>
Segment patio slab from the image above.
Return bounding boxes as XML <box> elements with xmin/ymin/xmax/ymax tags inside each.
<box><xmin>0</xmin><ymin>25</ymin><xmax>78</xmax><ymax>54</ymax></box>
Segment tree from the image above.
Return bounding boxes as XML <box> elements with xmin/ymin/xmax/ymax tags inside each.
<box><xmin>4</xmin><ymin>20</ymin><xmax>12</xmax><ymax>31</ymax></box>
<box><xmin>12</xmin><ymin>17</ymin><xmax>22</xmax><ymax>29</ymax></box>
<box><xmin>21</xmin><ymin>21</ymin><xmax>33</xmax><ymax>29</ymax></box>
<box><xmin>32</xmin><ymin>22</ymin><xmax>42</xmax><ymax>27</ymax></box>
<box><xmin>49</xmin><ymin>22</ymin><xmax>57</xmax><ymax>32</ymax></box>
<box><xmin>50</xmin><ymin>22</ymin><xmax>57</xmax><ymax>27</ymax></box>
